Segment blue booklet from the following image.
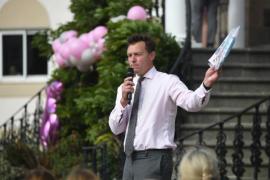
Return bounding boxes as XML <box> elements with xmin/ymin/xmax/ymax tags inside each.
<box><xmin>208</xmin><ymin>26</ymin><xmax>240</xmax><ymax>70</ymax></box>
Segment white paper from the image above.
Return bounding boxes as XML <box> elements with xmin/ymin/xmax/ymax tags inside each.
<box><xmin>208</xmin><ymin>26</ymin><xmax>240</xmax><ymax>70</ymax></box>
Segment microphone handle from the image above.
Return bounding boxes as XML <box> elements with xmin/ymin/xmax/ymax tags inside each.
<box><xmin>126</xmin><ymin>68</ymin><xmax>134</xmax><ymax>104</ymax></box>
<box><xmin>127</xmin><ymin>78</ymin><xmax>133</xmax><ymax>104</ymax></box>
<box><xmin>127</xmin><ymin>93</ymin><xmax>132</xmax><ymax>104</ymax></box>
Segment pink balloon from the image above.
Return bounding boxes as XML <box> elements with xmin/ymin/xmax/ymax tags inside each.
<box><xmin>127</xmin><ymin>5</ymin><xmax>148</xmax><ymax>20</ymax></box>
<box><xmin>59</xmin><ymin>43</ymin><xmax>71</xmax><ymax>60</ymax></box>
<box><xmin>93</xmin><ymin>39</ymin><xmax>105</xmax><ymax>60</ymax></box>
<box><xmin>93</xmin><ymin>26</ymin><xmax>108</xmax><ymax>40</ymax></box>
<box><xmin>65</xmin><ymin>30</ymin><xmax>77</xmax><ymax>39</ymax></box>
<box><xmin>49</xmin><ymin>114</ymin><xmax>59</xmax><ymax>129</ymax></box>
<box><xmin>43</xmin><ymin>121</ymin><xmax>51</xmax><ymax>139</ymax></box>
<box><xmin>67</xmin><ymin>38</ymin><xmax>89</xmax><ymax>60</ymax></box>
<box><xmin>47</xmin><ymin>98</ymin><xmax>56</xmax><ymax>113</ymax></box>
<box><xmin>54</xmin><ymin>53</ymin><xmax>66</xmax><ymax>68</ymax></box>
<box><xmin>87</xmin><ymin>32</ymin><xmax>96</xmax><ymax>45</ymax></box>
<box><xmin>60</xmin><ymin>30</ymin><xmax>78</xmax><ymax>43</ymax></box>
<box><xmin>79</xmin><ymin>33</ymin><xmax>90</xmax><ymax>44</ymax></box>
<box><xmin>97</xmin><ymin>39</ymin><xmax>105</xmax><ymax>51</ymax></box>
<box><xmin>52</xmin><ymin>39</ymin><xmax>62</xmax><ymax>53</ymax></box>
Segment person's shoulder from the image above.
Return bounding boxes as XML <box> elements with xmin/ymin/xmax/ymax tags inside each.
<box><xmin>155</xmin><ymin>71</ymin><xmax>180</xmax><ymax>81</ymax></box>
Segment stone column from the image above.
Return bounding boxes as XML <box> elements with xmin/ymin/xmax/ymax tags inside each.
<box><xmin>165</xmin><ymin>0</ymin><xmax>186</xmax><ymax>43</ymax></box>
<box><xmin>228</xmin><ymin>0</ymin><xmax>245</xmax><ymax>48</ymax></box>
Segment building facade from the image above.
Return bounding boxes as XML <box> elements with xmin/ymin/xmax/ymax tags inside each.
<box><xmin>0</xmin><ymin>0</ymin><xmax>73</xmax><ymax>124</ymax></box>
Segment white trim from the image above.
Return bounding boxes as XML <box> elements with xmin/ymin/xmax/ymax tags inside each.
<box><xmin>23</xmin><ymin>30</ymin><xmax>27</xmax><ymax>78</ymax></box>
<box><xmin>0</xmin><ymin>75</ymin><xmax>49</xmax><ymax>83</ymax></box>
<box><xmin>0</xmin><ymin>34</ymin><xmax>2</xmax><ymax>79</ymax></box>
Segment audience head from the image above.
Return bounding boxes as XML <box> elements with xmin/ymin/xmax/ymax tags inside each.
<box><xmin>178</xmin><ymin>146</ymin><xmax>220</xmax><ymax>180</ymax></box>
<box><xmin>67</xmin><ymin>165</ymin><xmax>99</xmax><ymax>180</ymax></box>
<box><xmin>24</xmin><ymin>166</ymin><xmax>56</xmax><ymax>180</ymax></box>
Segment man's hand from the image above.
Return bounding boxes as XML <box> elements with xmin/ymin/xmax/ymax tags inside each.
<box><xmin>120</xmin><ymin>77</ymin><xmax>135</xmax><ymax>107</ymax></box>
<box><xmin>203</xmin><ymin>67</ymin><xmax>220</xmax><ymax>89</ymax></box>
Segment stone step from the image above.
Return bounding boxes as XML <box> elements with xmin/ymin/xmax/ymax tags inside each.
<box><xmin>180</xmin><ymin>123</ymin><xmax>268</xmax><ymax>144</ymax></box>
<box><xmin>183</xmin><ymin>48</ymin><xmax>270</xmax><ymax>180</ymax></box>
<box><xmin>184</xmin><ymin>106</ymin><xmax>268</xmax><ymax>124</ymax></box>
<box><xmin>191</xmin><ymin>78</ymin><xmax>270</xmax><ymax>93</ymax></box>
<box><xmin>191</xmin><ymin>49</ymin><xmax>270</xmax><ymax>65</ymax></box>
<box><xmin>192</xmin><ymin>63</ymin><xmax>270</xmax><ymax>79</ymax></box>
<box><xmin>206</xmin><ymin>92</ymin><xmax>270</xmax><ymax>109</ymax></box>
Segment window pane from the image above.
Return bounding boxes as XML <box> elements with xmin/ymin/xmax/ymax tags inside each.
<box><xmin>3</xmin><ymin>35</ymin><xmax>23</xmax><ymax>75</ymax></box>
<box><xmin>27</xmin><ymin>35</ymin><xmax>47</xmax><ymax>75</ymax></box>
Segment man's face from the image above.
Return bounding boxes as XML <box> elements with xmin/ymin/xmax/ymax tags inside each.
<box><xmin>127</xmin><ymin>41</ymin><xmax>155</xmax><ymax>76</ymax></box>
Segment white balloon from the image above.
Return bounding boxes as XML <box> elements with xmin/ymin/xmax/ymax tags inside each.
<box><xmin>69</xmin><ymin>55</ymin><xmax>80</xmax><ymax>66</ymax></box>
<box><xmin>59</xmin><ymin>33</ymin><xmax>67</xmax><ymax>43</ymax></box>
<box><xmin>81</xmin><ymin>48</ymin><xmax>95</xmax><ymax>65</ymax></box>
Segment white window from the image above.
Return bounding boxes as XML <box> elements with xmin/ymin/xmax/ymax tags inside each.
<box><xmin>0</xmin><ymin>30</ymin><xmax>48</xmax><ymax>82</ymax></box>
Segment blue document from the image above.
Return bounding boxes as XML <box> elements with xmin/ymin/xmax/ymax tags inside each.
<box><xmin>208</xmin><ymin>26</ymin><xmax>240</xmax><ymax>70</ymax></box>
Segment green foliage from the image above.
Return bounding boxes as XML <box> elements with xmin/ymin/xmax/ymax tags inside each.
<box><xmin>0</xmin><ymin>131</ymin><xmax>43</xmax><ymax>179</ymax></box>
<box><xmin>1</xmin><ymin>134</ymin><xmax>84</xmax><ymax>180</ymax></box>
<box><xmin>4</xmin><ymin>142</ymin><xmax>39</xmax><ymax>169</ymax></box>
<box><xmin>31</xmin><ymin>30</ymin><xmax>52</xmax><ymax>59</ymax></box>
<box><xmin>44</xmin><ymin>132</ymin><xmax>84</xmax><ymax>179</ymax></box>
<box><xmin>0</xmin><ymin>156</ymin><xmax>24</xmax><ymax>180</ymax></box>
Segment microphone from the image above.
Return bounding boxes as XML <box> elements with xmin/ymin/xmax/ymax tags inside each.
<box><xmin>127</xmin><ymin>68</ymin><xmax>134</xmax><ymax>104</ymax></box>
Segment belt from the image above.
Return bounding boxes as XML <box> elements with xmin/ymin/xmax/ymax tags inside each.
<box><xmin>132</xmin><ymin>149</ymin><xmax>172</xmax><ymax>158</ymax></box>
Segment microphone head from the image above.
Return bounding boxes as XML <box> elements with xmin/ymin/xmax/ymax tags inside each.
<box><xmin>127</xmin><ymin>68</ymin><xmax>134</xmax><ymax>77</ymax></box>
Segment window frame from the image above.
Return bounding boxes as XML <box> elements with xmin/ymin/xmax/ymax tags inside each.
<box><xmin>0</xmin><ymin>29</ymin><xmax>49</xmax><ymax>83</ymax></box>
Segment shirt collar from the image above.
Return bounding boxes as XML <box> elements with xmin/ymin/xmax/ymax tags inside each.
<box><xmin>135</xmin><ymin>66</ymin><xmax>157</xmax><ymax>80</ymax></box>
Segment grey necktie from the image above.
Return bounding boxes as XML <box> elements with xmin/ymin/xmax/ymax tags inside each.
<box><xmin>125</xmin><ymin>76</ymin><xmax>144</xmax><ymax>156</ymax></box>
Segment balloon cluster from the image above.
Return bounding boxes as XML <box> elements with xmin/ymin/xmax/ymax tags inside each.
<box><xmin>52</xmin><ymin>26</ymin><xmax>108</xmax><ymax>72</ymax></box>
<box><xmin>40</xmin><ymin>81</ymin><xmax>63</xmax><ymax>147</ymax></box>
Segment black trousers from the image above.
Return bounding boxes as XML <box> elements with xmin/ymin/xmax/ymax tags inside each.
<box><xmin>122</xmin><ymin>149</ymin><xmax>173</xmax><ymax>180</ymax></box>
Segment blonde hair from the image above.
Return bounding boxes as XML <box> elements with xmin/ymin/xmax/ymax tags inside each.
<box><xmin>24</xmin><ymin>166</ymin><xmax>56</xmax><ymax>180</ymax></box>
<box><xmin>67</xmin><ymin>165</ymin><xmax>99</xmax><ymax>180</ymax></box>
<box><xmin>178</xmin><ymin>146</ymin><xmax>220</xmax><ymax>180</ymax></box>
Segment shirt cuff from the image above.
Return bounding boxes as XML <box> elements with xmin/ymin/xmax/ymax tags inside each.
<box><xmin>116</xmin><ymin>100</ymin><xmax>126</xmax><ymax>112</ymax></box>
<box><xmin>203</xmin><ymin>82</ymin><xmax>212</xmax><ymax>91</ymax></box>
<box><xmin>196</xmin><ymin>83</ymin><xmax>211</xmax><ymax>96</ymax></box>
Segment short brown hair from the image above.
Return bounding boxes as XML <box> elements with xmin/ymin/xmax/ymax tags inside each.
<box><xmin>128</xmin><ymin>34</ymin><xmax>156</xmax><ymax>53</ymax></box>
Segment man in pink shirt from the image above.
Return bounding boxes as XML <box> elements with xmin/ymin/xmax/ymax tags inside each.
<box><xmin>109</xmin><ymin>34</ymin><xmax>220</xmax><ymax>180</ymax></box>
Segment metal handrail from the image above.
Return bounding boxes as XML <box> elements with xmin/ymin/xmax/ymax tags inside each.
<box><xmin>177</xmin><ymin>96</ymin><xmax>270</xmax><ymax>143</ymax></box>
<box><xmin>175</xmin><ymin>96</ymin><xmax>270</xmax><ymax>180</ymax></box>
<box><xmin>0</xmin><ymin>86</ymin><xmax>46</xmax><ymax>148</ymax></box>
<box><xmin>0</xmin><ymin>86</ymin><xmax>46</xmax><ymax>127</ymax></box>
